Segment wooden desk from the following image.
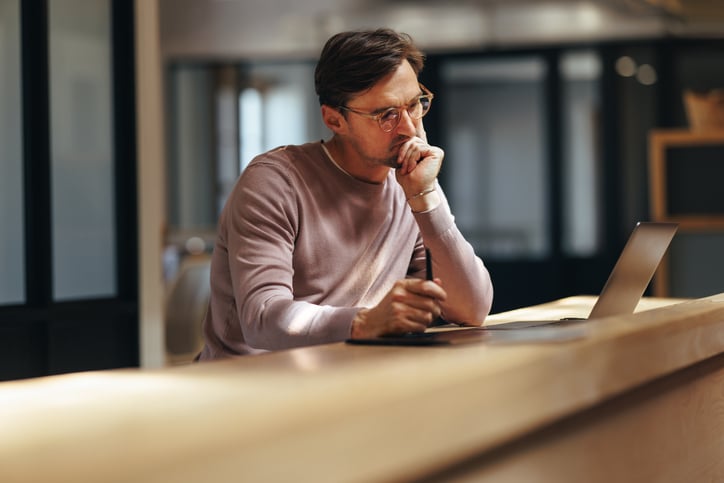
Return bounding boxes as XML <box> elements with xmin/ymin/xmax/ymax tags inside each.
<box><xmin>1</xmin><ymin>294</ymin><xmax>724</xmax><ymax>482</ymax></box>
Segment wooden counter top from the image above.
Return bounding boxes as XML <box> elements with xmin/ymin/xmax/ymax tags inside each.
<box><xmin>1</xmin><ymin>294</ymin><xmax>723</xmax><ymax>482</ymax></box>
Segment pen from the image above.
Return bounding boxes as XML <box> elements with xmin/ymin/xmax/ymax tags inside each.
<box><xmin>425</xmin><ymin>247</ymin><xmax>432</xmax><ymax>281</ymax></box>
<box><xmin>425</xmin><ymin>247</ymin><xmax>447</xmax><ymax>327</ymax></box>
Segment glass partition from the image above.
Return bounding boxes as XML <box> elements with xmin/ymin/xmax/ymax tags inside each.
<box><xmin>49</xmin><ymin>0</ymin><xmax>116</xmax><ymax>300</ymax></box>
<box><xmin>560</xmin><ymin>50</ymin><xmax>603</xmax><ymax>256</ymax></box>
<box><xmin>0</xmin><ymin>0</ymin><xmax>25</xmax><ymax>304</ymax></box>
<box><xmin>441</xmin><ymin>57</ymin><xmax>549</xmax><ymax>259</ymax></box>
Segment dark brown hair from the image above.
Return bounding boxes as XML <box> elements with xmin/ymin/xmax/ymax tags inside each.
<box><xmin>314</xmin><ymin>28</ymin><xmax>425</xmax><ymax>107</ymax></box>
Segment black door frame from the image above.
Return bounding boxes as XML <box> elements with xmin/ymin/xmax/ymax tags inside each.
<box><xmin>0</xmin><ymin>0</ymin><xmax>138</xmax><ymax>380</ymax></box>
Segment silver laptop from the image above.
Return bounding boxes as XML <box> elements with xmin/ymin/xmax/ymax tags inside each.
<box><xmin>346</xmin><ymin>222</ymin><xmax>678</xmax><ymax>345</ymax></box>
<box><xmin>485</xmin><ymin>221</ymin><xmax>678</xmax><ymax>330</ymax></box>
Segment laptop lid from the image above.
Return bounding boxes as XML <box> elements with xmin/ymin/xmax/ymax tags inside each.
<box><xmin>588</xmin><ymin>222</ymin><xmax>678</xmax><ymax>319</ymax></box>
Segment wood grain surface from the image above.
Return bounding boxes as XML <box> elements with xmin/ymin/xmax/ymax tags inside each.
<box><xmin>1</xmin><ymin>294</ymin><xmax>723</xmax><ymax>482</ymax></box>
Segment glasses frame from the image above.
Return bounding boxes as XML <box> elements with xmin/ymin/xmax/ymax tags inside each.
<box><xmin>337</xmin><ymin>84</ymin><xmax>434</xmax><ymax>133</ymax></box>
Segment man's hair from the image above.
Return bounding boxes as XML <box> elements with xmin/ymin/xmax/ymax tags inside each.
<box><xmin>314</xmin><ymin>28</ymin><xmax>425</xmax><ymax>107</ymax></box>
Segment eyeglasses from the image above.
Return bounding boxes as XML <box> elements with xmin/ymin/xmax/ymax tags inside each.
<box><xmin>338</xmin><ymin>84</ymin><xmax>434</xmax><ymax>133</ymax></box>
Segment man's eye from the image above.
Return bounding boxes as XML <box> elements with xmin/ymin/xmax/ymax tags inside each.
<box><xmin>380</xmin><ymin>109</ymin><xmax>400</xmax><ymax>123</ymax></box>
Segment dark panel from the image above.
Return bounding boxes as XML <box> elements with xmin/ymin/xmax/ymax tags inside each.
<box><xmin>668</xmin><ymin>233</ymin><xmax>724</xmax><ymax>299</ymax></box>
<box><xmin>666</xmin><ymin>145</ymin><xmax>724</xmax><ymax>215</ymax></box>
<box><xmin>0</xmin><ymin>319</ymin><xmax>47</xmax><ymax>381</ymax></box>
<box><xmin>485</xmin><ymin>261</ymin><xmax>564</xmax><ymax>313</ymax></box>
<box><xmin>47</xmin><ymin>307</ymin><xmax>138</xmax><ymax>375</ymax></box>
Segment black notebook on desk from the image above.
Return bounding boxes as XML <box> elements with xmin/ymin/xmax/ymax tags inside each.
<box><xmin>346</xmin><ymin>222</ymin><xmax>678</xmax><ymax>346</ymax></box>
<box><xmin>346</xmin><ymin>323</ymin><xmax>589</xmax><ymax>346</ymax></box>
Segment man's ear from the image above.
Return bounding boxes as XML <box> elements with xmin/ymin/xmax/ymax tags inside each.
<box><xmin>321</xmin><ymin>105</ymin><xmax>346</xmax><ymax>134</ymax></box>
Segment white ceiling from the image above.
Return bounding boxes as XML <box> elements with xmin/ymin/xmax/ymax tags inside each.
<box><xmin>159</xmin><ymin>0</ymin><xmax>724</xmax><ymax>60</ymax></box>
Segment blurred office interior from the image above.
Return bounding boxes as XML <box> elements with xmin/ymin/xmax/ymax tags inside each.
<box><xmin>1</xmin><ymin>0</ymin><xmax>724</xmax><ymax>379</ymax></box>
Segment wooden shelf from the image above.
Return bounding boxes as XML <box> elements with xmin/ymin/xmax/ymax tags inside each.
<box><xmin>648</xmin><ymin>129</ymin><xmax>724</xmax><ymax>296</ymax></box>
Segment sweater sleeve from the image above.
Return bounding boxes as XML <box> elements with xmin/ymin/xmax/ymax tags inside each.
<box><xmin>224</xmin><ymin>162</ymin><xmax>359</xmax><ymax>351</ymax></box>
<box><xmin>412</xmin><ymin>185</ymin><xmax>494</xmax><ymax>325</ymax></box>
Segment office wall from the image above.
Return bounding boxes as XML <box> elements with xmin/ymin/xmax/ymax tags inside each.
<box><xmin>158</xmin><ymin>0</ymin><xmax>673</xmax><ymax>61</ymax></box>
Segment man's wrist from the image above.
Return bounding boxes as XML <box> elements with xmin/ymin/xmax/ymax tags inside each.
<box><xmin>407</xmin><ymin>189</ymin><xmax>441</xmax><ymax>213</ymax></box>
<box><xmin>350</xmin><ymin>308</ymin><xmax>368</xmax><ymax>338</ymax></box>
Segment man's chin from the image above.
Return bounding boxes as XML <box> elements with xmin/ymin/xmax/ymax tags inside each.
<box><xmin>382</xmin><ymin>157</ymin><xmax>400</xmax><ymax>169</ymax></box>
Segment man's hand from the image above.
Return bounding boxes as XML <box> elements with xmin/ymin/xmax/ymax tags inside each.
<box><xmin>395</xmin><ymin>134</ymin><xmax>444</xmax><ymax>212</ymax></box>
<box><xmin>350</xmin><ymin>278</ymin><xmax>447</xmax><ymax>339</ymax></box>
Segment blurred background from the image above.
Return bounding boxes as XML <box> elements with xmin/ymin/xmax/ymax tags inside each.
<box><xmin>2</xmin><ymin>0</ymin><xmax>724</xmax><ymax>379</ymax></box>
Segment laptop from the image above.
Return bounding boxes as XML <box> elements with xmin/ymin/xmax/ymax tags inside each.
<box><xmin>346</xmin><ymin>221</ymin><xmax>678</xmax><ymax>346</ymax></box>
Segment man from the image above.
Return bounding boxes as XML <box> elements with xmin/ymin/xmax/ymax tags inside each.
<box><xmin>198</xmin><ymin>28</ymin><xmax>493</xmax><ymax>359</ymax></box>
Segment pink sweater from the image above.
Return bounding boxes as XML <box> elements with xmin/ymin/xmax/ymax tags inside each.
<box><xmin>199</xmin><ymin>141</ymin><xmax>493</xmax><ymax>358</ymax></box>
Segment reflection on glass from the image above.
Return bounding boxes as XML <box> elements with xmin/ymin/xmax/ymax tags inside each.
<box><xmin>239</xmin><ymin>87</ymin><xmax>262</xmax><ymax>172</ymax></box>
<box><xmin>0</xmin><ymin>0</ymin><xmax>25</xmax><ymax>304</ymax></box>
<box><xmin>49</xmin><ymin>0</ymin><xmax>116</xmax><ymax>300</ymax></box>
<box><xmin>560</xmin><ymin>50</ymin><xmax>602</xmax><ymax>256</ymax></box>
<box><xmin>441</xmin><ymin>57</ymin><xmax>548</xmax><ymax>259</ymax></box>
<box><xmin>167</xmin><ymin>66</ymin><xmax>215</xmax><ymax>231</ymax></box>
<box><xmin>168</xmin><ymin>60</ymin><xmax>326</xmax><ymax>239</ymax></box>
<box><xmin>239</xmin><ymin>63</ymin><xmax>325</xmax><ymax>162</ymax></box>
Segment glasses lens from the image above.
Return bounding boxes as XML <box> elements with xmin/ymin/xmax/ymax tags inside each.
<box><xmin>418</xmin><ymin>96</ymin><xmax>431</xmax><ymax>116</ymax></box>
<box><xmin>407</xmin><ymin>96</ymin><xmax>431</xmax><ymax>121</ymax></box>
<box><xmin>379</xmin><ymin>108</ymin><xmax>400</xmax><ymax>132</ymax></box>
<box><xmin>376</xmin><ymin>94</ymin><xmax>433</xmax><ymax>132</ymax></box>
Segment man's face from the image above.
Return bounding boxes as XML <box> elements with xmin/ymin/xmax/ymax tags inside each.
<box><xmin>341</xmin><ymin>60</ymin><xmax>425</xmax><ymax>170</ymax></box>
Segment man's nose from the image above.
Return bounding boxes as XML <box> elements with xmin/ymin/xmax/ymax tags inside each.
<box><xmin>395</xmin><ymin>109</ymin><xmax>418</xmax><ymax>137</ymax></box>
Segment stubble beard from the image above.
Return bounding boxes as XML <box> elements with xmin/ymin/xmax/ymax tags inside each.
<box><xmin>374</xmin><ymin>136</ymin><xmax>410</xmax><ymax>169</ymax></box>
<box><xmin>349</xmin><ymin>138</ymin><xmax>401</xmax><ymax>170</ymax></box>
<box><xmin>380</xmin><ymin>156</ymin><xmax>400</xmax><ymax>169</ymax></box>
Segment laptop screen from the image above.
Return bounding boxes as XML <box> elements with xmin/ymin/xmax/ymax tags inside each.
<box><xmin>588</xmin><ymin>222</ymin><xmax>678</xmax><ymax>319</ymax></box>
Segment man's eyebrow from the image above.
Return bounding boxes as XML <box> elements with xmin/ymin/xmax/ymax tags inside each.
<box><xmin>371</xmin><ymin>89</ymin><xmax>425</xmax><ymax>114</ymax></box>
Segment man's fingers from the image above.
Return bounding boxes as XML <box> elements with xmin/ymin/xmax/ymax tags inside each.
<box><xmin>397</xmin><ymin>278</ymin><xmax>447</xmax><ymax>302</ymax></box>
<box><xmin>388</xmin><ymin>318</ymin><xmax>429</xmax><ymax>335</ymax></box>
